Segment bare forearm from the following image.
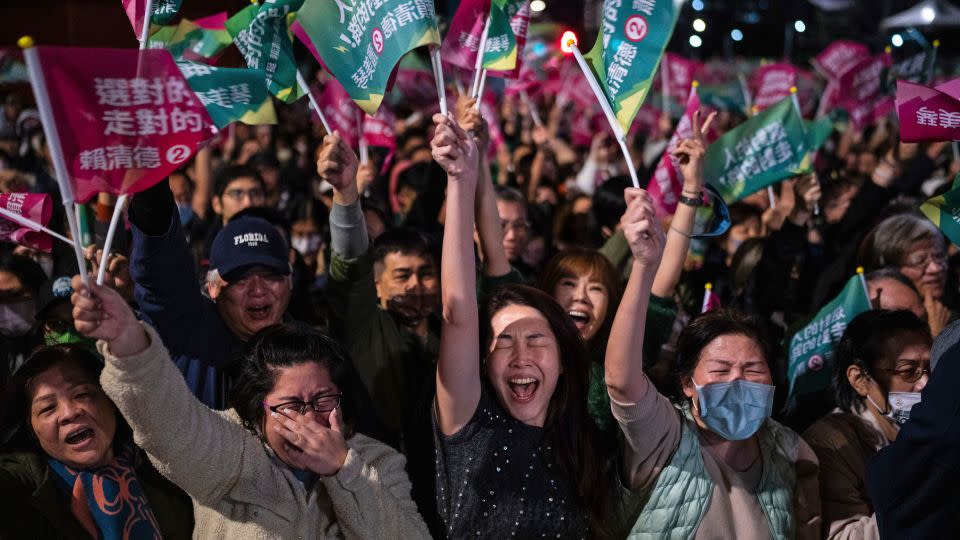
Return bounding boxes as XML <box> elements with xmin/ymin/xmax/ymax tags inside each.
<box><xmin>606</xmin><ymin>261</ymin><xmax>658</xmax><ymax>402</ymax></box>
<box><xmin>652</xmin><ymin>201</ymin><xmax>695</xmax><ymax>297</ymax></box>
<box><xmin>475</xmin><ymin>156</ymin><xmax>510</xmax><ymax>276</ymax></box>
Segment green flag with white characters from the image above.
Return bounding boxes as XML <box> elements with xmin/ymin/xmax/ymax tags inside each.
<box><xmin>296</xmin><ymin>0</ymin><xmax>441</xmax><ymax>115</ymax></box>
<box><xmin>226</xmin><ymin>0</ymin><xmax>304</xmax><ymax>103</ymax></box>
<box><xmin>584</xmin><ymin>0</ymin><xmax>684</xmax><ymax>133</ymax></box>
<box><xmin>152</xmin><ymin>0</ymin><xmax>184</xmax><ymax>25</ymax></box>
<box><xmin>921</xmin><ymin>173</ymin><xmax>960</xmax><ymax>248</ymax></box>
<box><xmin>787</xmin><ymin>274</ymin><xmax>872</xmax><ymax>398</ymax></box>
<box><xmin>704</xmin><ymin>98</ymin><xmax>812</xmax><ymax>202</ymax></box>
<box><xmin>148</xmin><ymin>19</ymin><xmax>203</xmax><ymax>59</ymax></box>
<box><xmin>177</xmin><ymin>61</ymin><xmax>277</xmax><ymax>128</ymax></box>
<box><xmin>481</xmin><ymin>0</ymin><xmax>525</xmax><ymax>73</ymax></box>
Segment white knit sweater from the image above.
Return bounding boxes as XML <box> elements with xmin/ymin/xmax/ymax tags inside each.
<box><xmin>99</xmin><ymin>323</ymin><xmax>432</xmax><ymax>539</ymax></box>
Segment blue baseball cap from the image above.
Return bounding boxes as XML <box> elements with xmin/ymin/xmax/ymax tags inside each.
<box><xmin>210</xmin><ymin>216</ymin><xmax>290</xmax><ymax>281</ymax></box>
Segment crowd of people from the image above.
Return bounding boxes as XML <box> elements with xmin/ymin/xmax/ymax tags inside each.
<box><xmin>2</xmin><ymin>49</ymin><xmax>960</xmax><ymax>539</ymax></box>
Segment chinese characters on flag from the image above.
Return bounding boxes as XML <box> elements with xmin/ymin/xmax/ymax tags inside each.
<box><xmin>32</xmin><ymin>47</ymin><xmax>214</xmax><ymax>203</ymax></box>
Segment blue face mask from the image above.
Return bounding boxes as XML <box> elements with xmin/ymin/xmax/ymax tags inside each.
<box><xmin>693</xmin><ymin>378</ymin><xmax>775</xmax><ymax>441</ymax></box>
<box><xmin>177</xmin><ymin>203</ymin><xmax>194</xmax><ymax>225</ymax></box>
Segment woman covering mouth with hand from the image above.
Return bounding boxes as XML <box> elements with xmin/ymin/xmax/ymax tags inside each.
<box><xmin>431</xmin><ymin>113</ymin><xmax>617</xmax><ymax>539</ymax></box>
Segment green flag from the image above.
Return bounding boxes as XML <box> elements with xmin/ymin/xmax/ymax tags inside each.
<box><xmin>584</xmin><ymin>0</ymin><xmax>683</xmax><ymax>133</ymax></box>
<box><xmin>921</xmin><ymin>173</ymin><xmax>960</xmax><ymax>247</ymax></box>
<box><xmin>187</xmin><ymin>23</ymin><xmax>233</xmax><ymax>63</ymax></box>
<box><xmin>148</xmin><ymin>18</ymin><xmax>203</xmax><ymax>59</ymax></box>
<box><xmin>152</xmin><ymin>0</ymin><xmax>184</xmax><ymax>25</ymax></box>
<box><xmin>296</xmin><ymin>0</ymin><xmax>440</xmax><ymax>115</ymax></box>
<box><xmin>481</xmin><ymin>0</ymin><xmax>522</xmax><ymax>72</ymax></box>
<box><xmin>788</xmin><ymin>274</ymin><xmax>872</xmax><ymax>398</ymax></box>
<box><xmin>805</xmin><ymin>116</ymin><xmax>835</xmax><ymax>153</ymax></box>
<box><xmin>698</xmin><ymin>81</ymin><xmax>748</xmax><ymax>114</ymax></box>
<box><xmin>704</xmin><ymin>98</ymin><xmax>812</xmax><ymax>202</ymax></box>
<box><xmin>226</xmin><ymin>0</ymin><xmax>304</xmax><ymax>103</ymax></box>
<box><xmin>177</xmin><ymin>61</ymin><xmax>277</xmax><ymax>129</ymax></box>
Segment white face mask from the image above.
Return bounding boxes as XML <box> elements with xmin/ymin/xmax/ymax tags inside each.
<box><xmin>867</xmin><ymin>391</ymin><xmax>922</xmax><ymax>427</ymax></box>
<box><xmin>291</xmin><ymin>234</ymin><xmax>322</xmax><ymax>257</ymax></box>
<box><xmin>0</xmin><ymin>300</ymin><xmax>36</xmax><ymax>336</ymax></box>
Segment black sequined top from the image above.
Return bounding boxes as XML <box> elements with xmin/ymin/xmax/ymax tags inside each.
<box><xmin>433</xmin><ymin>387</ymin><xmax>588</xmax><ymax>539</ymax></box>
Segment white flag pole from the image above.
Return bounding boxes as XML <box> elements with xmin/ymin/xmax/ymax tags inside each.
<box><xmin>520</xmin><ymin>90</ymin><xmax>542</xmax><ymax>127</ymax></box>
<box><xmin>97</xmin><ymin>0</ymin><xmax>156</xmax><ymax>285</ymax></box>
<box><xmin>358</xmin><ymin>110</ymin><xmax>370</xmax><ymax>165</ymax></box>
<box><xmin>661</xmin><ymin>53</ymin><xmax>671</xmax><ymax>118</ymax></box>
<box><xmin>22</xmin><ymin>38</ymin><xmax>90</xmax><ymax>288</ymax></box>
<box><xmin>0</xmin><ymin>206</ymin><xmax>77</xmax><ymax>248</ymax></box>
<box><xmin>701</xmin><ymin>282</ymin><xmax>713</xmax><ymax>313</ymax></box>
<box><xmin>471</xmin><ymin>14</ymin><xmax>492</xmax><ymax>99</ymax></box>
<box><xmin>429</xmin><ymin>46</ymin><xmax>448</xmax><ymax>115</ymax></box>
<box><xmin>789</xmin><ymin>85</ymin><xmax>820</xmax><ymax>216</ymax></box>
<box><xmin>857</xmin><ymin>266</ymin><xmax>871</xmax><ymax>303</ymax></box>
<box><xmin>568</xmin><ymin>40</ymin><xmax>640</xmax><ymax>188</ymax></box>
<box><xmin>296</xmin><ymin>70</ymin><xmax>333</xmax><ymax>135</ymax></box>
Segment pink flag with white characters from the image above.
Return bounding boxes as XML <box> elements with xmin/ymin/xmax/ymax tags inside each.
<box><xmin>837</xmin><ymin>54</ymin><xmax>892</xmax><ymax>130</ymax></box>
<box><xmin>896</xmin><ymin>80</ymin><xmax>960</xmax><ymax>142</ymax></box>
<box><xmin>935</xmin><ymin>78</ymin><xmax>960</xmax><ymax>100</ymax></box>
<box><xmin>813</xmin><ymin>40</ymin><xmax>870</xmax><ymax>80</ymax></box>
<box><xmin>661</xmin><ymin>53</ymin><xmax>704</xmax><ymax>103</ymax></box>
<box><xmin>0</xmin><ymin>193</ymin><xmax>54</xmax><ymax>252</ymax></box>
<box><xmin>362</xmin><ymin>106</ymin><xmax>396</xmax><ymax>150</ymax></box>
<box><xmin>439</xmin><ymin>0</ymin><xmax>489</xmax><ymax>72</ymax></box>
<box><xmin>750</xmin><ymin>63</ymin><xmax>798</xmax><ymax>111</ymax></box>
<box><xmin>31</xmin><ymin>47</ymin><xmax>214</xmax><ymax>203</ymax></box>
<box><xmin>317</xmin><ymin>77</ymin><xmax>361</xmax><ymax>149</ymax></box>
<box><xmin>648</xmin><ymin>89</ymin><xmax>717</xmax><ymax>217</ymax></box>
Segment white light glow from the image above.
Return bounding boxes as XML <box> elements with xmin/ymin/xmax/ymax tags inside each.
<box><xmin>561</xmin><ymin>31</ymin><xmax>577</xmax><ymax>53</ymax></box>
<box><xmin>731</xmin><ymin>28</ymin><xmax>743</xmax><ymax>42</ymax></box>
<box><xmin>922</xmin><ymin>6</ymin><xmax>936</xmax><ymax>23</ymax></box>
<box><xmin>531</xmin><ymin>0</ymin><xmax>546</xmax><ymax>13</ymax></box>
<box><xmin>693</xmin><ymin>18</ymin><xmax>706</xmax><ymax>32</ymax></box>
<box><xmin>689</xmin><ymin>35</ymin><xmax>703</xmax><ymax>48</ymax></box>
<box><xmin>692</xmin><ymin>0</ymin><xmax>704</xmax><ymax>11</ymax></box>
<box><xmin>892</xmin><ymin>33</ymin><xmax>904</xmax><ymax>47</ymax></box>
<box><xmin>794</xmin><ymin>20</ymin><xmax>806</xmax><ymax>33</ymax></box>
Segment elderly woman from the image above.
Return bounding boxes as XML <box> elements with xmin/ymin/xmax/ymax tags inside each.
<box><xmin>68</xmin><ymin>278</ymin><xmax>430</xmax><ymax>539</ymax></box>
<box><xmin>803</xmin><ymin>310</ymin><xmax>931</xmax><ymax>539</ymax></box>
<box><xmin>1</xmin><ymin>344</ymin><xmax>193</xmax><ymax>538</ymax></box>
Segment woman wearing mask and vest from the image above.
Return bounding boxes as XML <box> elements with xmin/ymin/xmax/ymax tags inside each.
<box><xmin>804</xmin><ymin>310</ymin><xmax>930</xmax><ymax>539</ymax></box>
<box><xmin>604</xmin><ymin>113</ymin><xmax>821</xmax><ymax>539</ymax></box>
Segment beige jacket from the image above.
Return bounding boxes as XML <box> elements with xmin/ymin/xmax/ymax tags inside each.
<box><xmin>99</xmin><ymin>323</ymin><xmax>431</xmax><ymax>540</ymax></box>
<box><xmin>803</xmin><ymin>407</ymin><xmax>890</xmax><ymax>540</ymax></box>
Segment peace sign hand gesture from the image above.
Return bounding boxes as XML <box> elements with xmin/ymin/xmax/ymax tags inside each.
<box><xmin>671</xmin><ymin>110</ymin><xmax>717</xmax><ymax>193</ymax></box>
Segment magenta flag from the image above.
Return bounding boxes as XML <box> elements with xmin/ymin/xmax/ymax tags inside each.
<box><xmin>317</xmin><ymin>78</ymin><xmax>361</xmax><ymax>149</ymax></box>
<box><xmin>0</xmin><ymin>193</ymin><xmax>54</xmax><ymax>252</ymax></box>
<box><xmin>813</xmin><ymin>40</ymin><xmax>870</xmax><ymax>80</ymax></box>
<box><xmin>504</xmin><ymin>63</ymin><xmax>540</xmax><ymax>97</ymax></box>
<box><xmin>838</xmin><ymin>54</ymin><xmax>891</xmax><ymax>130</ymax></box>
<box><xmin>193</xmin><ymin>12</ymin><xmax>227</xmax><ymax>30</ymax></box>
<box><xmin>32</xmin><ymin>47</ymin><xmax>214</xmax><ymax>203</ymax></box>
<box><xmin>479</xmin><ymin>90</ymin><xmax>506</xmax><ymax>158</ymax></box>
<box><xmin>362</xmin><ymin>107</ymin><xmax>396</xmax><ymax>150</ymax></box>
<box><xmin>629</xmin><ymin>102</ymin><xmax>664</xmax><ymax>138</ymax></box>
<box><xmin>935</xmin><ymin>78</ymin><xmax>960</xmax><ymax>101</ymax></box>
<box><xmin>896</xmin><ymin>80</ymin><xmax>960</xmax><ymax>142</ymax></box>
<box><xmin>750</xmin><ymin>63</ymin><xmax>798</xmax><ymax>111</ymax></box>
<box><xmin>394</xmin><ymin>66</ymin><xmax>440</xmax><ymax>109</ymax></box>
<box><xmin>648</xmin><ymin>90</ymin><xmax>718</xmax><ymax>217</ymax></box>
<box><xmin>439</xmin><ymin>0</ymin><xmax>490</xmax><ymax>72</ymax></box>
<box><xmin>662</xmin><ymin>53</ymin><xmax>704</xmax><ymax>103</ymax></box>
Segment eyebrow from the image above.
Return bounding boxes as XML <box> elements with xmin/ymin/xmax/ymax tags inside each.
<box><xmin>276</xmin><ymin>388</ymin><xmax>332</xmax><ymax>402</ymax></box>
<box><xmin>31</xmin><ymin>382</ymin><xmax>94</xmax><ymax>405</ymax></box>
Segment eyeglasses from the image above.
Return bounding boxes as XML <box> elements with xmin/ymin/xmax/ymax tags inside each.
<box><xmin>223</xmin><ymin>187</ymin><xmax>265</xmax><ymax>202</ymax></box>
<box><xmin>902</xmin><ymin>251</ymin><xmax>947</xmax><ymax>272</ymax></box>
<box><xmin>876</xmin><ymin>366</ymin><xmax>930</xmax><ymax>383</ymax></box>
<box><xmin>265</xmin><ymin>393</ymin><xmax>342</xmax><ymax>415</ymax></box>
<box><xmin>500</xmin><ymin>219</ymin><xmax>530</xmax><ymax>234</ymax></box>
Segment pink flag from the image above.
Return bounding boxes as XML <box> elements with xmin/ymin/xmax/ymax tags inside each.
<box><xmin>935</xmin><ymin>77</ymin><xmax>960</xmax><ymax>100</ymax></box>
<box><xmin>629</xmin><ymin>102</ymin><xmax>664</xmax><ymax>138</ymax></box>
<box><xmin>480</xmin><ymin>90</ymin><xmax>506</xmax><ymax>159</ymax></box>
<box><xmin>661</xmin><ymin>53</ymin><xmax>704</xmax><ymax>103</ymax></box>
<box><xmin>0</xmin><ymin>193</ymin><xmax>54</xmax><ymax>252</ymax></box>
<box><xmin>896</xmin><ymin>80</ymin><xmax>960</xmax><ymax>142</ymax></box>
<box><xmin>648</xmin><ymin>90</ymin><xmax>717</xmax><ymax>217</ymax></box>
<box><xmin>439</xmin><ymin>0</ymin><xmax>490</xmax><ymax>72</ymax></box>
<box><xmin>395</xmin><ymin>67</ymin><xmax>441</xmax><ymax>109</ymax></box>
<box><xmin>837</xmin><ymin>54</ymin><xmax>891</xmax><ymax>130</ymax></box>
<box><xmin>32</xmin><ymin>47</ymin><xmax>214</xmax><ymax>203</ymax></box>
<box><xmin>701</xmin><ymin>284</ymin><xmax>721</xmax><ymax>313</ymax></box>
<box><xmin>362</xmin><ymin>107</ymin><xmax>396</xmax><ymax>150</ymax></box>
<box><xmin>504</xmin><ymin>62</ymin><xmax>540</xmax><ymax>97</ymax></box>
<box><xmin>750</xmin><ymin>63</ymin><xmax>798</xmax><ymax>111</ymax></box>
<box><xmin>122</xmin><ymin>0</ymin><xmax>148</xmax><ymax>38</ymax></box>
<box><xmin>813</xmin><ymin>40</ymin><xmax>870</xmax><ymax>80</ymax></box>
<box><xmin>317</xmin><ymin>77</ymin><xmax>361</xmax><ymax>149</ymax></box>
<box><xmin>193</xmin><ymin>12</ymin><xmax>227</xmax><ymax>30</ymax></box>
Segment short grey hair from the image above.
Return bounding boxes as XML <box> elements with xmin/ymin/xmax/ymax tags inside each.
<box><xmin>857</xmin><ymin>213</ymin><xmax>944</xmax><ymax>270</ymax></box>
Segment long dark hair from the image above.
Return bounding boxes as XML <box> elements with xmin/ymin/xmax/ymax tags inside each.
<box><xmin>230</xmin><ymin>324</ymin><xmax>361</xmax><ymax>438</ymax></box>
<box><xmin>479</xmin><ymin>285</ymin><xmax>614</xmax><ymax>539</ymax></box>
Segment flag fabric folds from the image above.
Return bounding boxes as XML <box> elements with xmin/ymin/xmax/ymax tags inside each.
<box><xmin>482</xmin><ymin>0</ymin><xmax>531</xmax><ymax>77</ymax></box>
<box><xmin>226</xmin><ymin>0</ymin><xmax>304</xmax><ymax>103</ymax></box>
<box><xmin>921</xmin><ymin>173</ymin><xmax>960</xmax><ymax>247</ymax></box>
<box><xmin>787</xmin><ymin>274</ymin><xmax>871</xmax><ymax>398</ymax></box>
<box><xmin>584</xmin><ymin>0</ymin><xmax>684</xmax><ymax>133</ymax></box>
<box><xmin>704</xmin><ymin>97</ymin><xmax>811</xmax><ymax>202</ymax></box>
<box><xmin>296</xmin><ymin>0</ymin><xmax>441</xmax><ymax>115</ymax></box>
<box><xmin>122</xmin><ymin>0</ymin><xmax>184</xmax><ymax>37</ymax></box>
<box><xmin>0</xmin><ymin>193</ymin><xmax>54</xmax><ymax>252</ymax></box>
<box><xmin>896</xmin><ymin>79</ymin><xmax>960</xmax><ymax>142</ymax></box>
<box><xmin>30</xmin><ymin>46</ymin><xmax>214</xmax><ymax>203</ymax></box>
<box><xmin>176</xmin><ymin>61</ymin><xmax>277</xmax><ymax>128</ymax></box>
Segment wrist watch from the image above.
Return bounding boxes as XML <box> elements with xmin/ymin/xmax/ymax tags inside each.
<box><xmin>678</xmin><ymin>190</ymin><xmax>704</xmax><ymax>207</ymax></box>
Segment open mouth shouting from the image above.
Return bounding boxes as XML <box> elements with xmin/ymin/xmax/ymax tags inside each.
<box><xmin>246</xmin><ymin>303</ymin><xmax>273</xmax><ymax>321</ymax></box>
<box><xmin>63</xmin><ymin>426</ymin><xmax>96</xmax><ymax>451</ymax></box>
<box><xmin>508</xmin><ymin>376</ymin><xmax>540</xmax><ymax>403</ymax></box>
<box><xmin>567</xmin><ymin>310</ymin><xmax>591</xmax><ymax>331</ymax></box>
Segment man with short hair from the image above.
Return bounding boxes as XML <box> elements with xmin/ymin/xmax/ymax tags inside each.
<box><xmin>494</xmin><ymin>186</ymin><xmax>532</xmax><ymax>278</ymax></box>
<box><xmin>129</xmin><ymin>179</ymin><xmax>290</xmax><ymax>409</ymax></box>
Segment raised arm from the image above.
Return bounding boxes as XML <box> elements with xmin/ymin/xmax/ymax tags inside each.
<box><xmin>457</xmin><ymin>97</ymin><xmax>511</xmax><ymax>277</ymax></box>
<box><xmin>319</xmin><ymin>133</ymin><xmax>367</xmax><ymax>259</ymax></box>
<box><xmin>432</xmin><ymin>114</ymin><xmax>482</xmax><ymax>436</ymax></box>
<box><xmin>605</xmin><ymin>189</ymin><xmax>666</xmax><ymax>403</ymax></box>
<box><xmin>652</xmin><ymin>110</ymin><xmax>715</xmax><ymax>298</ymax></box>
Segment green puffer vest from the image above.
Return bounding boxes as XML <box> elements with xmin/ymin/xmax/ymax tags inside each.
<box><xmin>627</xmin><ymin>408</ymin><xmax>799</xmax><ymax>540</ymax></box>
